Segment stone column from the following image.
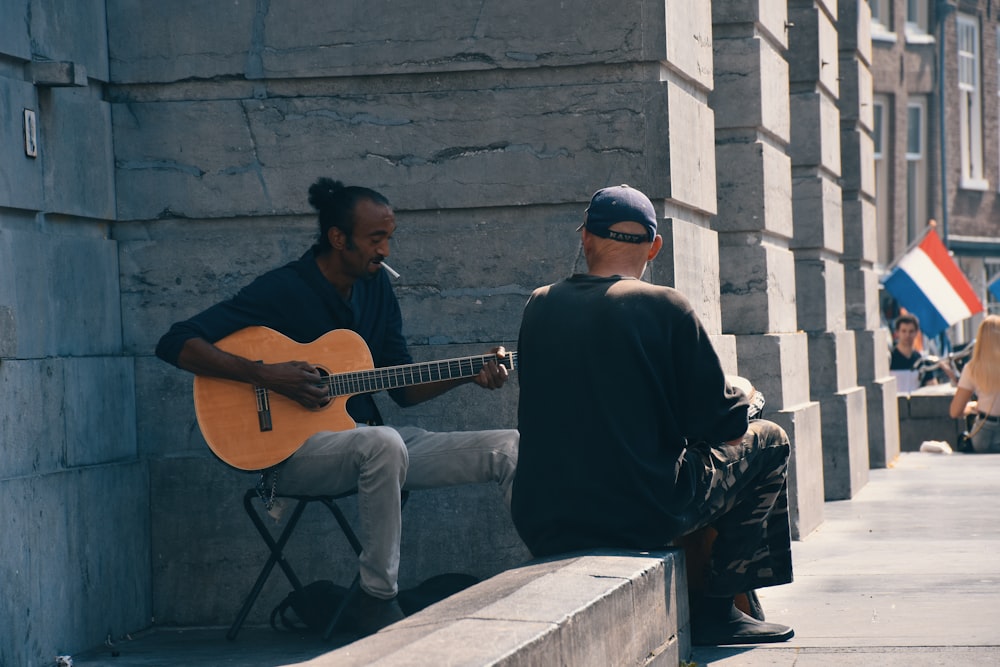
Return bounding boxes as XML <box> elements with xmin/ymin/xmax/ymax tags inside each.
<box><xmin>651</xmin><ymin>3</ymin><xmax>737</xmax><ymax>372</ymax></box>
<box><xmin>837</xmin><ymin>0</ymin><xmax>900</xmax><ymax>468</ymax></box>
<box><xmin>711</xmin><ymin>1</ymin><xmax>824</xmax><ymax>539</ymax></box>
<box><xmin>788</xmin><ymin>0</ymin><xmax>869</xmax><ymax>500</ymax></box>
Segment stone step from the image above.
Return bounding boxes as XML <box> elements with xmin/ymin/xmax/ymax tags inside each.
<box><xmin>290</xmin><ymin>549</ymin><xmax>687</xmax><ymax>667</ymax></box>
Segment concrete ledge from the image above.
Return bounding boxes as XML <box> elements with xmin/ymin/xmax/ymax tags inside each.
<box><xmin>290</xmin><ymin>550</ymin><xmax>688</xmax><ymax>667</ymax></box>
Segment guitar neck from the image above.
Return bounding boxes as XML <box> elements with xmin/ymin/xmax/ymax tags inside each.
<box><xmin>324</xmin><ymin>351</ymin><xmax>518</xmax><ymax>397</ymax></box>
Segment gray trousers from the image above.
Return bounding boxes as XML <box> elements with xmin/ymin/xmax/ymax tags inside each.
<box><xmin>273</xmin><ymin>425</ymin><xmax>518</xmax><ymax>599</ymax></box>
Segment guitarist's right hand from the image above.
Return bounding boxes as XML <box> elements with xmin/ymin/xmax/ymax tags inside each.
<box><xmin>179</xmin><ymin>337</ymin><xmax>330</xmax><ymax>410</ymax></box>
<box><xmin>258</xmin><ymin>361</ymin><xmax>331</xmax><ymax>409</ymax></box>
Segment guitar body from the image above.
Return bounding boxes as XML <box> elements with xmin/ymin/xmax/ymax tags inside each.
<box><xmin>193</xmin><ymin>326</ymin><xmax>372</xmax><ymax>471</ymax></box>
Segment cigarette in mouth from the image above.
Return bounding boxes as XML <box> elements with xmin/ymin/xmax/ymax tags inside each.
<box><xmin>381</xmin><ymin>262</ymin><xmax>401</xmax><ymax>279</ymax></box>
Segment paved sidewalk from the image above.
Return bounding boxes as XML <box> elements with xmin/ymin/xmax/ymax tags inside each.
<box><xmin>690</xmin><ymin>451</ymin><xmax>1000</xmax><ymax>666</ymax></box>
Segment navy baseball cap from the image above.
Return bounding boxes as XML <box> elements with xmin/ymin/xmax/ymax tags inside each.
<box><xmin>578</xmin><ymin>184</ymin><xmax>657</xmax><ymax>243</ymax></box>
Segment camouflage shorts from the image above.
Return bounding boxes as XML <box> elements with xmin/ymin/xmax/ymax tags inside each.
<box><xmin>682</xmin><ymin>419</ymin><xmax>793</xmax><ymax>596</ymax></box>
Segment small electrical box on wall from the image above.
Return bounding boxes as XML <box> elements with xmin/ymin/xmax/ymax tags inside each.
<box><xmin>23</xmin><ymin>109</ymin><xmax>37</xmax><ymax>158</ymax></box>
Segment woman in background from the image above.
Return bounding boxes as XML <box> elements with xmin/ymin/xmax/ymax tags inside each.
<box><xmin>949</xmin><ymin>315</ymin><xmax>1000</xmax><ymax>453</ymax></box>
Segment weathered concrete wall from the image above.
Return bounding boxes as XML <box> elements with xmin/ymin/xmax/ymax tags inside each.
<box><xmin>0</xmin><ymin>3</ymin><xmax>145</xmax><ymax>666</ymax></box>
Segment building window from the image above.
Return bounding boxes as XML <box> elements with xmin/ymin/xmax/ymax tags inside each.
<box><xmin>874</xmin><ymin>96</ymin><xmax>892</xmax><ymax>266</ymax></box>
<box><xmin>870</xmin><ymin>0</ymin><xmax>891</xmax><ymax>28</ymax></box>
<box><xmin>957</xmin><ymin>14</ymin><xmax>987</xmax><ymax>189</ymax></box>
<box><xmin>906</xmin><ymin>0</ymin><xmax>929</xmax><ymax>35</ymax></box>
<box><xmin>906</xmin><ymin>100</ymin><xmax>927</xmax><ymax>244</ymax></box>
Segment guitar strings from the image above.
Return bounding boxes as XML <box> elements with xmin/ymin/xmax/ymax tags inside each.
<box><xmin>321</xmin><ymin>352</ymin><xmax>518</xmax><ymax>397</ymax></box>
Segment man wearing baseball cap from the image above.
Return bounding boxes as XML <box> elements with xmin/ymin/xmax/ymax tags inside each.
<box><xmin>512</xmin><ymin>184</ymin><xmax>795</xmax><ymax>646</ymax></box>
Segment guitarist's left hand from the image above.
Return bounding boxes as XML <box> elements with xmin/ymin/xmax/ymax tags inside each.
<box><xmin>471</xmin><ymin>346</ymin><xmax>510</xmax><ymax>390</ymax></box>
<box><xmin>400</xmin><ymin>346</ymin><xmax>510</xmax><ymax>406</ymax></box>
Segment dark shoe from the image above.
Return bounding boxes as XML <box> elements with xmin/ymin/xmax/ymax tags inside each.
<box><xmin>357</xmin><ymin>591</ymin><xmax>405</xmax><ymax>636</ymax></box>
<box><xmin>692</xmin><ymin>606</ymin><xmax>794</xmax><ymax>646</ymax></box>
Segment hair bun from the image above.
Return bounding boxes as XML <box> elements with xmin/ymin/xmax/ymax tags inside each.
<box><xmin>308</xmin><ymin>177</ymin><xmax>345</xmax><ymax>211</ymax></box>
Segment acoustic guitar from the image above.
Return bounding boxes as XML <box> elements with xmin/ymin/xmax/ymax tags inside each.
<box><xmin>192</xmin><ymin>326</ymin><xmax>517</xmax><ymax>471</ymax></box>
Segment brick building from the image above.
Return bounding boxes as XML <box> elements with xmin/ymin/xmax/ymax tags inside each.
<box><xmin>871</xmin><ymin>0</ymin><xmax>1000</xmax><ymax>339</ymax></box>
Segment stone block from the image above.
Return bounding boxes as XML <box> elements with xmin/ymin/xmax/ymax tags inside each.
<box><xmin>844</xmin><ymin>262</ymin><xmax>880</xmax><ymax>330</ymax></box>
<box><xmin>820</xmin><ymin>385</ymin><xmax>869</xmax><ymax>500</ymax></box>
<box><xmin>840</xmin><ymin>127</ymin><xmax>875</xmax><ymax>197</ymax></box>
<box><xmin>855</xmin><ymin>328</ymin><xmax>892</xmax><ymax>383</ymax></box>
<box><xmin>735</xmin><ymin>332</ymin><xmax>812</xmax><ymax>408</ymax></box>
<box><xmin>42</xmin><ymin>89</ymin><xmax>115</xmax><ymax>219</ymax></box>
<box><xmin>808</xmin><ymin>330</ymin><xmax>858</xmax><ymax>394</ymax></box>
<box><xmin>711</xmin><ymin>333</ymin><xmax>739</xmax><ymax>375</ymax></box>
<box><xmin>866</xmin><ymin>377</ymin><xmax>900</xmax><ymax>468</ymax></box>
<box><xmin>51</xmin><ymin>232</ymin><xmax>122</xmax><ymax>354</ymax></box>
<box><xmin>665</xmin><ymin>0</ymin><xmax>713</xmax><ymax>91</ymax></box>
<box><xmin>767</xmin><ymin>400</ymin><xmax>824</xmax><ymax>539</ymax></box>
<box><xmin>29</xmin><ymin>61</ymin><xmax>89</xmax><ymax>87</ymax></box>
<box><xmin>0</xmin><ymin>80</ymin><xmax>44</xmax><ymax>211</ymax></box>
<box><xmin>838</xmin><ymin>0</ymin><xmax>873</xmax><ymax>66</ymax></box>
<box><xmin>838</xmin><ymin>56</ymin><xmax>874</xmax><ymax>129</ymax></box>
<box><xmin>109</xmin><ymin>0</ymin><xmax>675</xmax><ymax>83</ymax></box>
<box><xmin>27</xmin><ymin>0</ymin><xmax>109</xmax><ymax>81</ymax></box>
<box><xmin>0</xmin><ymin>358</ymin><xmax>65</xmax><ymax>477</ymax></box>
<box><xmin>2</xmin><ymin>228</ymin><xmax>122</xmax><ymax>358</ymax></box>
<box><xmin>711</xmin><ymin>0</ymin><xmax>789</xmax><ymax>50</ymax></box>
<box><xmin>1</xmin><ymin>355</ymin><xmax>134</xmax><ymax>477</ymax></box>
<box><xmin>796</xmin><ymin>258</ymin><xmax>847</xmax><ymax>333</ymax></box>
<box><xmin>897</xmin><ymin>391</ymin><xmax>964</xmax><ymax>451</ymax></box>
<box><xmin>0</xmin><ymin>0</ymin><xmax>31</xmax><ymax>59</ymax></box>
<box><xmin>0</xmin><ymin>305</ymin><xmax>13</xmax><ymax>357</ymax></box>
<box><xmin>666</xmin><ymin>81</ymin><xmax>718</xmax><ymax>216</ymax></box>
<box><xmin>113</xmin><ymin>78</ymin><xmax>676</xmax><ymax>220</ymax></box>
<box><xmin>0</xmin><ymin>464</ymin><xmax>150</xmax><ymax>667</ymax></box>
<box><xmin>791</xmin><ymin>172</ymin><xmax>844</xmax><ymax>250</ymax></box>
<box><xmin>719</xmin><ymin>241</ymin><xmax>798</xmax><ymax>335</ymax></box>
<box><xmin>313</xmin><ymin>551</ymin><xmax>683</xmax><ymax>667</ymax></box>
<box><xmin>714</xmin><ymin>141</ymin><xmax>794</xmax><ymax>237</ymax></box>
<box><xmin>63</xmin><ymin>356</ymin><xmax>137</xmax><ymax>467</ymax></box>
<box><xmin>712</xmin><ymin>35</ymin><xmax>790</xmax><ymax>141</ymax></box>
<box><xmin>107</xmin><ymin>1</ymin><xmax>257</xmax><ymax>82</ymax></box>
<box><xmin>789</xmin><ymin>92</ymin><xmax>843</xmax><ymax>173</ymax></box>
<box><xmin>842</xmin><ymin>197</ymin><xmax>878</xmax><ymax>263</ymax></box>
<box><xmin>149</xmin><ymin>456</ymin><xmax>527</xmax><ymax>626</ymax></box>
<box><xmin>658</xmin><ymin>219</ymin><xmax>722</xmax><ymax>334</ymax></box>
<box><xmin>788</xmin><ymin>3</ymin><xmax>840</xmax><ymax>97</ymax></box>
<box><xmin>906</xmin><ymin>390</ymin><xmax>954</xmax><ymax>419</ymax></box>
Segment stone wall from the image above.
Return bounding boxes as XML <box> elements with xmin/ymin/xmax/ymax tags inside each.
<box><xmin>0</xmin><ymin>2</ymin><xmax>149</xmax><ymax>666</ymax></box>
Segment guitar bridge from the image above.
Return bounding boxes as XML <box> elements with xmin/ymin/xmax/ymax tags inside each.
<box><xmin>255</xmin><ymin>385</ymin><xmax>273</xmax><ymax>432</ymax></box>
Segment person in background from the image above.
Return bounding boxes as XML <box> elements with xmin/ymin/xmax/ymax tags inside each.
<box><xmin>512</xmin><ymin>184</ymin><xmax>795</xmax><ymax>646</ymax></box>
<box><xmin>890</xmin><ymin>313</ymin><xmax>939</xmax><ymax>392</ymax></box>
<box><xmin>949</xmin><ymin>315</ymin><xmax>1000</xmax><ymax>453</ymax></box>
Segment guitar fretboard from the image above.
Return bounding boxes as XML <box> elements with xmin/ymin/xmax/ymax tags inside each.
<box><xmin>323</xmin><ymin>352</ymin><xmax>518</xmax><ymax>397</ymax></box>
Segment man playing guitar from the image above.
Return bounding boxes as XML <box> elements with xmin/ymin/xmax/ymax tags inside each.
<box><xmin>156</xmin><ymin>177</ymin><xmax>518</xmax><ymax>635</ymax></box>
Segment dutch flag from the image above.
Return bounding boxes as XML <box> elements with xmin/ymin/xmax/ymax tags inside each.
<box><xmin>882</xmin><ymin>229</ymin><xmax>983</xmax><ymax>338</ymax></box>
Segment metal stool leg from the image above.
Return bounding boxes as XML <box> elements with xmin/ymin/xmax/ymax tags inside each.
<box><xmin>227</xmin><ymin>491</ymin><xmax>309</xmax><ymax>640</ymax></box>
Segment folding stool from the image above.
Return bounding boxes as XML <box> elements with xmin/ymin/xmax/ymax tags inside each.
<box><xmin>226</xmin><ymin>487</ymin><xmax>408</xmax><ymax>641</ymax></box>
